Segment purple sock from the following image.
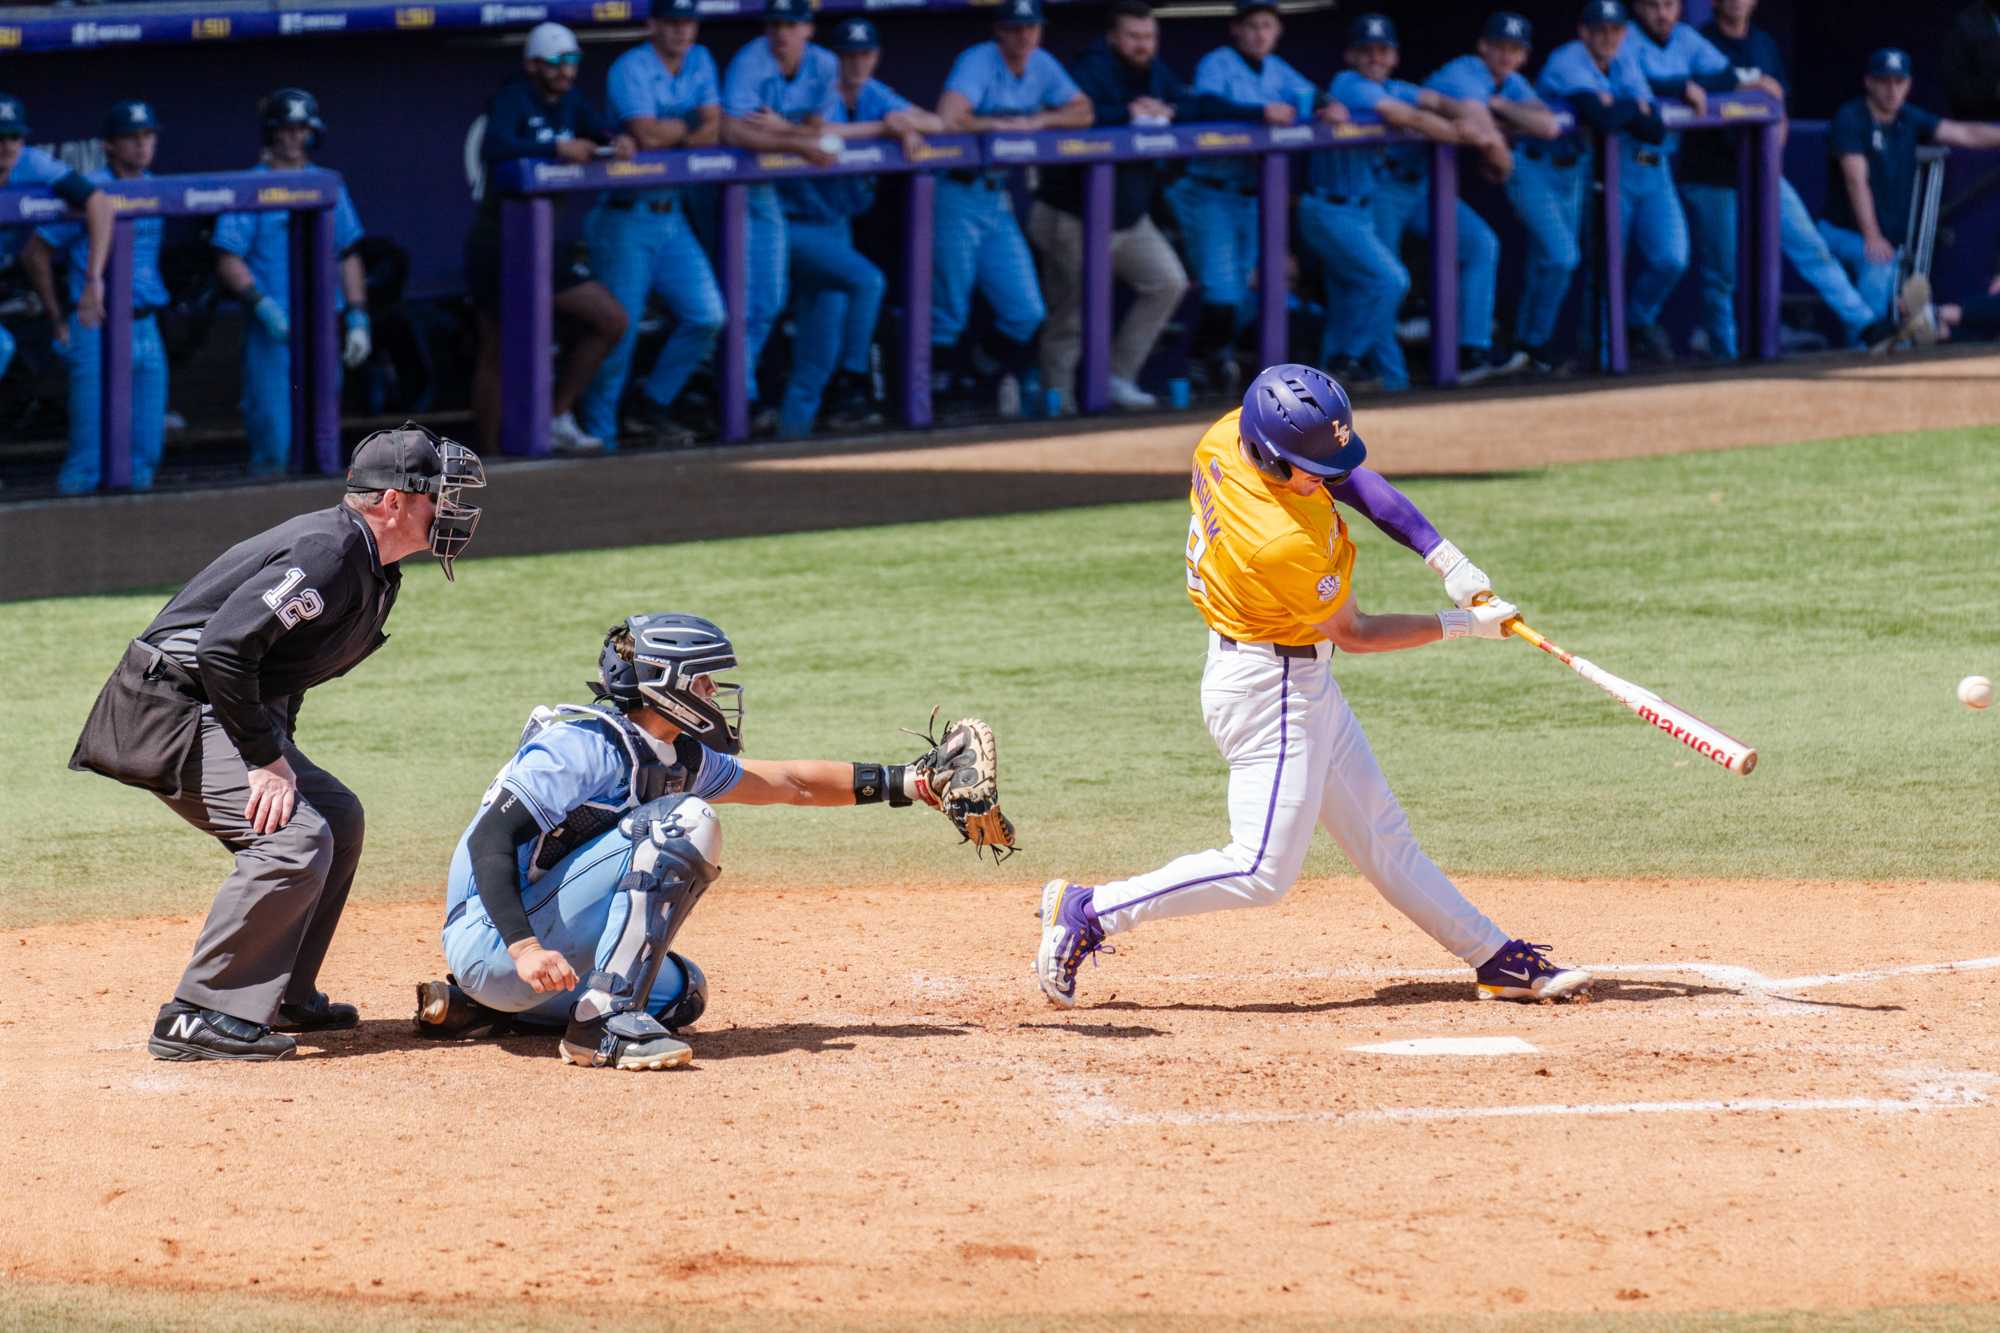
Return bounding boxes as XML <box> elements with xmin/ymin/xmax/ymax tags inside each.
<box><xmin>1062</xmin><ymin>885</ymin><xmax>1100</xmax><ymax>934</ymax></box>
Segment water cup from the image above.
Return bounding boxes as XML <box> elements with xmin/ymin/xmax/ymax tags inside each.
<box><xmin>1168</xmin><ymin>377</ymin><xmax>1191</xmax><ymax>411</ymax></box>
<box><xmin>1292</xmin><ymin>90</ymin><xmax>1316</xmax><ymax>123</ymax></box>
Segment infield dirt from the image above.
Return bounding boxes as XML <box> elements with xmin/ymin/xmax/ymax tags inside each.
<box><xmin>6</xmin><ymin>878</ymin><xmax>1999</xmax><ymax>1321</ymax></box>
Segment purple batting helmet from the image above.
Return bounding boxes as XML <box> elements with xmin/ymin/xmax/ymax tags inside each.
<box><xmin>1239</xmin><ymin>364</ymin><xmax>1367</xmax><ymax>482</ymax></box>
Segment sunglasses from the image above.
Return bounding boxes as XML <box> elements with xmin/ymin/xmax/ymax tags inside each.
<box><xmin>537</xmin><ymin>52</ymin><xmax>583</xmax><ymax>67</ymax></box>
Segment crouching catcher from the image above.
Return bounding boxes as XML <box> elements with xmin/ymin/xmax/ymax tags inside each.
<box><xmin>415</xmin><ymin>611</ymin><xmax>1012</xmax><ymax>1069</ymax></box>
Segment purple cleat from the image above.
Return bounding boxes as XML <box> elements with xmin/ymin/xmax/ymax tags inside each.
<box><xmin>1035</xmin><ymin>879</ymin><xmax>1105</xmax><ymax>1008</ymax></box>
<box><xmin>1475</xmin><ymin>939</ymin><xmax>1592</xmax><ymax>1003</ymax></box>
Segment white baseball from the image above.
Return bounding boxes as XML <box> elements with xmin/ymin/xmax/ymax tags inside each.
<box><xmin>1958</xmin><ymin>675</ymin><xmax>1994</xmax><ymax>710</ymax></box>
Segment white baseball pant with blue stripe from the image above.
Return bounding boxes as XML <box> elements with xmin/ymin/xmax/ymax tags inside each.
<box><xmin>931</xmin><ymin>177</ymin><xmax>1045</xmax><ymax>348</ymax></box>
<box><xmin>1505</xmin><ymin>149</ymin><xmax>1587</xmax><ymax>351</ymax></box>
<box><xmin>1089</xmin><ymin>634</ymin><xmax>1509</xmax><ymax>968</ymax></box>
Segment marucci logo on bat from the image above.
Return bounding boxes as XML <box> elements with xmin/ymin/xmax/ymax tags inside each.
<box><xmin>1636</xmin><ymin>704</ymin><xmax>1736</xmax><ymax>767</ymax></box>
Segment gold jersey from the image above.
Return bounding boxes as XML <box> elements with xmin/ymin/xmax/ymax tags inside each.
<box><xmin>1184</xmin><ymin>409</ymin><xmax>1355</xmax><ymax>646</ymax></box>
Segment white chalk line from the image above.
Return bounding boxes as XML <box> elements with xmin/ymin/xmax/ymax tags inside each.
<box><xmin>1053</xmin><ymin>1070</ymin><xmax>2000</xmax><ymax>1128</ymax></box>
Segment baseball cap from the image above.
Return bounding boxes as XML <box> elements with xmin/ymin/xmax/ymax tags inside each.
<box><xmin>524</xmin><ymin>21</ymin><xmax>581</xmax><ymax>62</ymax></box>
<box><xmin>347</xmin><ymin>426</ymin><xmax>449</xmax><ymax>494</ymax></box>
<box><xmin>0</xmin><ymin>92</ymin><xmax>28</xmax><ymax>139</ymax></box>
<box><xmin>1348</xmin><ymin>12</ymin><xmax>1397</xmax><ymax>46</ymax></box>
<box><xmin>996</xmin><ymin>0</ymin><xmax>1044</xmax><ymax>27</ymax></box>
<box><xmin>828</xmin><ymin>16</ymin><xmax>879</xmax><ymax>51</ymax></box>
<box><xmin>766</xmin><ymin>0</ymin><xmax>812</xmax><ymax>20</ymax></box>
<box><xmin>1579</xmin><ymin>0</ymin><xmax>1627</xmax><ymax>25</ymax></box>
<box><xmin>101</xmin><ymin>100</ymin><xmax>160</xmax><ymax>138</ymax></box>
<box><xmin>650</xmin><ymin>0</ymin><xmax>698</xmax><ymax>20</ymax></box>
<box><xmin>1232</xmin><ymin>0</ymin><xmax>1280</xmax><ymax>14</ymax></box>
<box><xmin>1868</xmin><ymin>47</ymin><xmax>1912</xmax><ymax>78</ymax></box>
<box><xmin>1483</xmin><ymin>11</ymin><xmax>1532</xmax><ymax>44</ymax></box>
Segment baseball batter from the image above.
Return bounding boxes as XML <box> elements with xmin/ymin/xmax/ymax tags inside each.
<box><xmin>417</xmin><ymin>614</ymin><xmax>1010</xmax><ymax>1069</ymax></box>
<box><xmin>1036</xmin><ymin>364</ymin><xmax>1590</xmax><ymax>1008</ymax></box>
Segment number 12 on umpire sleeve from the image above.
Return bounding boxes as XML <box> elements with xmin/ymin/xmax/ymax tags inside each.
<box><xmin>261</xmin><ymin>566</ymin><xmax>326</xmax><ymax>629</ymax></box>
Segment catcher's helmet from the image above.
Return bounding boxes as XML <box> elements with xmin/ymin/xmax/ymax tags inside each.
<box><xmin>594</xmin><ymin>613</ymin><xmax>744</xmax><ymax>753</ymax></box>
<box><xmin>1239</xmin><ymin>364</ymin><xmax>1367</xmax><ymax>483</ymax></box>
<box><xmin>260</xmin><ymin>87</ymin><xmax>326</xmax><ymax>149</ymax></box>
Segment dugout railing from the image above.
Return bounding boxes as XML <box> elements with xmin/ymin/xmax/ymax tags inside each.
<box><xmin>492</xmin><ymin>92</ymin><xmax>1781</xmax><ymax>455</ymax></box>
<box><xmin>0</xmin><ymin>167</ymin><xmax>349</xmax><ymax>486</ymax></box>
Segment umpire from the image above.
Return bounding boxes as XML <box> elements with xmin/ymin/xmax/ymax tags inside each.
<box><xmin>70</xmin><ymin>423</ymin><xmax>485</xmax><ymax>1062</ymax></box>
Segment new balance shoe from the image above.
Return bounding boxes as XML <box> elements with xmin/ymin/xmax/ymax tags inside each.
<box><xmin>274</xmin><ymin>991</ymin><xmax>359</xmax><ymax>1032</ymax></box>
<box><xmin>1474</xmin><ymin>940</ymin><xmax>1592</xmax><ymax>1003</ymax></box>
<box><xmin>558</xmin><ymin>1008</ymin><xmax>692</xmax><ymax>1070</ymax></box>
<box><xmin>1035</xmin><ymin>879</ymin><xmax>1105</xmax><ymax>1009</ymax></box>
<box><xmin>148</xmin><ymin>1001</ymin><xmax>298</xmax><ymax>1062</ymax></box>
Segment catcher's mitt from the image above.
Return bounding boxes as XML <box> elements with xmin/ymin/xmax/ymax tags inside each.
<box><xmin>906</xmin><ymin>708</ymin><xmax>1018</xmax><ymax>861</ymax></box>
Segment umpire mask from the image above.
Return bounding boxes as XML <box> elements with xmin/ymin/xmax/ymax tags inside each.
<box><xmin>345</xmin><ymin>422</ymin><xmax>487</xmax><ymax>581</ymax></box>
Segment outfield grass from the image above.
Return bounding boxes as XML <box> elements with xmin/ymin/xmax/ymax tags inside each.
<box><xmin>3</xmin><ymin>426</ymin><xmax>1996</xmax><ymax>927</ymax></box>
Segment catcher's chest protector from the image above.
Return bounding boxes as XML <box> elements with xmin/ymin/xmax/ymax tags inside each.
<box><xmin>515</xmin><ymin>705</ymin><xmax>689</xmax><ymax>882</ymax></box>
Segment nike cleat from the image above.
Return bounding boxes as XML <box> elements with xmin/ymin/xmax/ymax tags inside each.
<box><xmin>1035</xmin><ymin>879</ymin><xmax>1106</xmax><ymax>1009</ymax></box>
<box><xmin>1474</xmin><ymin>940</ymin><xmax>1592</xmax><ymax>1003</ymax></box>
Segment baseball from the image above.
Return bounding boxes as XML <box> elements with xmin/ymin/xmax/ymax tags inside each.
<box><xmin>1958</xmin><ymin>675</ymin><xmax>1994</xmax><ymax>710</ymax></box>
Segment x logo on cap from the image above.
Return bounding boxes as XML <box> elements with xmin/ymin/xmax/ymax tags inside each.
<box><xmin>1506</xmin><ymin>17</ymin><xmax>1524</xmax><ymax>35</ymax></box>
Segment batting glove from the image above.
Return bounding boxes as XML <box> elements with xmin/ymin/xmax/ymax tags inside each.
<box><xmin>342</xmin><ymin>308</ymin><xmax>372</xmax><ymax>369</ymax></box>
<box><xmin>252</xmin><ymin>294</ymin><xmax>290</xmax><ymax>340</ymax></box>
<box><xmin>1439</xmin><ymin>598</ymin><xmax>1518</xmax><ymax>641</ymax></box>
<box><xmin>1424</xmin><ymin>539</ymin><xmax>1493</xmax><ymax>609</ymax></box>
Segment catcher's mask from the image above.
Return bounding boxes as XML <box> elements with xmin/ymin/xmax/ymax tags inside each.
<box><xmin>1239</xmin><ymin>363</ymin><xmax>1367</xmax><ymax>484</ymax></box>
<box><xmin>593</xmin><ymin>613</ymin><xmax>745</xmax><ymax>754</ymax></box>
<box><xmin>344</xmin><ymin>422</ymin><xmax>486</xmax><ymax>581</ymax></box>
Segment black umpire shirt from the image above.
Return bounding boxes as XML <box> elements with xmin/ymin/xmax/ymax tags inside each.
<box><xmin>142</xmin><ymin>505</ymin><xmax>401</xmax><ymax>768</ymax></box>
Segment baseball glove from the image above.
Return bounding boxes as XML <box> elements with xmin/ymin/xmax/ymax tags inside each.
<box><xmin>906</xmin><ymin>708</ymin><xmax>1017</xmax><ymax>861</ymax></box>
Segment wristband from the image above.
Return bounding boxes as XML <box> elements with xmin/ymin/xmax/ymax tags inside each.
<box><xmin>853</xmin><ymin>763</ymin><xmax>915</xmax><ymax>807</ymax></box>
<box><xmin>1423</xmin><ymin>539</ymin><xmax>1464</xmax><ymax>578</ymax></box>
<box><xmin>1438</xmin><ymin>609</ymin><xmax>1473</xmax><ymax>640</ymax></box>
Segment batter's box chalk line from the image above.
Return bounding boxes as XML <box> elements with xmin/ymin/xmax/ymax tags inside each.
<box><xmin>1051</xmin><ymin>1069</ymin><xmax>2000</xmax><ymax>1129</ymax></box>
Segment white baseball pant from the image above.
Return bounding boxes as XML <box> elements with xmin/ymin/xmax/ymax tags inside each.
<box><xmin>1091</xmin><ymin>633</ymin><xmax>1510</xmax><ymax>967</ymax></box>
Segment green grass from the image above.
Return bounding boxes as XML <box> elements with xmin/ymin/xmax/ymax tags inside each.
<box><xmin>3</xmin><ymin>425</ymin><xmax>1996</xmax><ymax>927</ymax></box>
<box><xmin>4</xmin><ymin>1281</ymin><xmax>1999</xmax><ymax>1333</ymax></box>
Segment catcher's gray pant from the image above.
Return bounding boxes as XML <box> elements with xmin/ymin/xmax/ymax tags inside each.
<box><xmin>155</xmin><ymin>702</ymin><xmax>364</xmax><ymax>1025</ymax></box>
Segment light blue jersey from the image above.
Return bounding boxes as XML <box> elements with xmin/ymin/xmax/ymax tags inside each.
<box><xmin>40</xmin><ymin>167</ymin><xmax>169</xmax><ymax>308</ymax></box>
<box><xmin>0</xmin><ymin>147</ymin><xmax>85</xmax><ymax>267</ymax></box>
<box><xmin>723</xmin><ymin>37</ymin><xmax>839</xmax><ymax>123</ymax></box>
<box><xmin>943</xmin><ymin>40</ymin><xmax>1081</xmax><ymax>116</ymax></box>
<box><xmin>210</xmin><ymin>162</ymin><xmax>364</xmax><ymax>313</ymax></box>
<box><xmin>1426</xmin><ymin>53</ymin><xmax>1540</xmax><ymax>107</ymax></box>
<box><xmin>444</xmin><ymin>704</ymin><xmax>741</xmax><ymax>920</ymax></box>
<box><xmin>781</xmin><ymin>77</ymin><xmax>913</xmax><ymax>222</ymax></box>
<box><xmin>1625</xmin><ymin>22</ymin><xmax>1731</xmax><ymax>154</ymax></box>
<box><xmin>1536</xmin><ymin>38</ymin><xmax>1651</xmax><ymax>105</ymax></box>
<box><xmin>1187</xmin><ymin>47</ymin><xmax>1314</xmax><ymax>190</ymax></box>
<box><xmin>607</xmin><ymin>41</ymin><xmax>721</xmax><ymax>202</ymax></box>
<box><xmin>1314</xmin><ymin>69</ymin><xmax>1420</xmax><ymax>199</ymax></box>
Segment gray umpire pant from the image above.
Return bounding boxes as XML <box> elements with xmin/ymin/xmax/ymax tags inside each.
<box><xmin>1028</xmin><ymin>202</ymin><xmax>1190</xmax><ymax>398</ymax></box>
<box><xmin>155</xmin><ymin>700</ymin><xmax>365</xmax><ymax>1025</ymax></box>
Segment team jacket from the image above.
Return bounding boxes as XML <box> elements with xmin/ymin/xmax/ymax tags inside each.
<box><xmin>141</xmin><ymin>505</ymin><xmax>402</xmax><ymax>767</ymax></box>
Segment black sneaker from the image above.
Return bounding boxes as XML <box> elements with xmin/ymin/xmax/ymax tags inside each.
<box><xmin>148</xmin><ymin>1001</ymin><xmax>297</xmax><ymax>1062</ymax></box>
<box><xmin>274</xmin><ymin>991</ymin><xmax>359</xmax><ymax>1032</ymax></box>
<box><xmin>824</xmin><ymin>372</ymin><xmax>885</xmax><ymax>431</ymax></box>
<box><xmin>414</xmin><ymin>978</ymin><xmax>519</xmax><ymax>1040</ymax></box>
<box><xmin>1456</xmin><ymin>347</ymin><xmax>1529</xmax><ymax>387</ymax></box>
<box><xmin>1328</xmin><ymin>356</ymin><xmax>1383</xmax><ymax>393</ymax></box>
<box><xmin>1628</xmin><ymin>322</ymin><xmax>1675</xmax><ymax>364</ymax></box>
<box><xmin>620</xmin><ymin>396</ymin><xmax>698</xmax><ymax>449</ymax></box>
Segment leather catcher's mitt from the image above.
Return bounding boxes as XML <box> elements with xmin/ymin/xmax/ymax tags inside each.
<box><xmin>907</xmin><ymin>708</ymin><xmax>1017</xmax><ymax>861</ymax></box>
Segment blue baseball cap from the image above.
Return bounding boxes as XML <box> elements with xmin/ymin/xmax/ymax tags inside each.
<box><xmin>0</xmin><ymin>92</ymin><xmax>28</xmax><ymax>138</ymax></box>
<box><xmin>102</xmin><ymin>100</ymin><xmax>161</xmax><ymax>139</ymax></box>
<box><xmin>1484</xmin><ymin>11</ymin><xmax>1532</xmax><ymax>44</ymax></box>
<box><xmin>1579</xmin><ymin>0</ymin><xmax>1626</xmax><ymax>25</ymax></box>
<box><xmin>1348</xmin><ymin>13</ymin><xmax>1397</xmax><ymax>46</ymax></box>
<box><xmin>996</xmin><ymin>0</ymin><xmax>1043</xmax><ymax>27</ymax></box>
<box><xmin>650</xmin><ymin>0</ymin><xmax>697</xmax><ymax>19</ymax></box>
<box><xmin>1868</xmin><ymin>48</ymin><xmax>1912</xmax><ymax>78</ymax></box>
<box><xmin>765</xmin><ymin>0</ymin><xmax>812</xmax><ymax>21</ymax></box>
<box><xmin>827</xmin><ymin>15</ymin><xmax>878</xmax><ymax>50</ymax></box>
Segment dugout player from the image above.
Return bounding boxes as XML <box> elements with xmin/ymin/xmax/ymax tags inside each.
<box><xmin>1168</xmin><ymin>1</ymin><xmax>1343</xmax><ymax>398</ymax></box>
<box><xmin>934</xmin><ymin>0</ymin><xmax>1094</xmax><ymax>419</ymax></box>
<box><xmin>19</xmin><ymin>101</ymin><xmax>167</xmax><ymax>495</ymax></box>
<box><xmin>1036</xmin><ymin>365</ymin><xmax>1589</xmax><ymax>1009</ymax></box>
<box><xmin>578</xmin><ymin>0</ymin><xmax>723</xmax><ymax>449</ymax></box>
<box><xmin>70</xmin><ymin>424</ymin><xmax>486</xmax><ymax>1062</ymax></box>
<box><xmin>0</xmin><ymin>93</ymin><xmax>113</xmax><ymax>400</ymax></box>
<box><xmin>414</xmin><ymin>614</ymin><xmax>988</xmax><ymax>1070</ymax></box>
<box><xmin>1821</xmin><ymin>49</ymin><xmax>2000</xmax><ymax>325</ymax></box>
<box><xmin>212</xmin><ymin>89</ymin><xmax>371</xmax><ymax>478</ymax></box>
<box><xmin>468</xmin><ymin>22</ymin><xmax>637</xmax><ymax>456</ymax></box>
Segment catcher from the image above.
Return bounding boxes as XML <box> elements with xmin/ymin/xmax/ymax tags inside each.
<box><xmin>413</xmin><ymin>611</ymin><xmax>1011</xmax><ymax>1070</ymax></box>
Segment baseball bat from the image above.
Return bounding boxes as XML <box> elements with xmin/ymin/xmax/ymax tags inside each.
<box><xmin>1503</xmin><ymin>616</ymin><xmax>1758</xmax><ymax>776</ymax></box>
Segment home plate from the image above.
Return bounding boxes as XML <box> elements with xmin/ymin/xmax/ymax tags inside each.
<box><xmin>1348</xmin><ymin>1037</ymin><xmax>1540</xmax><ymax>1057</ymax></box>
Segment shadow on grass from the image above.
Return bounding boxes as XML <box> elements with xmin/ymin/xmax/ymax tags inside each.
<box><xmin>1085</xmin><ymin>975</ymin><xmax>1743</xmax><ymax>1014</ymax></box>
